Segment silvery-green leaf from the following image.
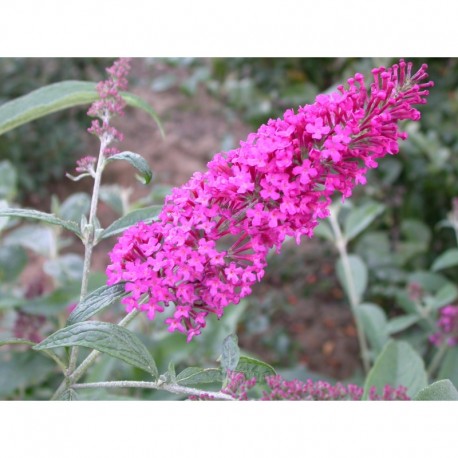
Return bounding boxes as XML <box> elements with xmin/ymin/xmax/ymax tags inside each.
<box><xmin>363</xmin><ymin>340</ymin><xmax>427</xmax><ymax>399</ymax></box>
<box><xmin>235</xmin><ymin>356</ymin><xmax>276</xmax><ymax>381</ymax></box>
<box><xmin>221</xmin><ymin>334</ymin><xmax>240</xmax><ymax>373</ymax></box>
<box><xmin>0</xmin><ymin>208</ymin><xmax>81</xmax><ymax>237</ymax></box>
<box><xmin>106</xmin><ymin>151</ymin><xmax>153</xmax><ymax>185</ymax></box>
<box><xmin>176</xmin><ymin>367</ymin><xmax>223</xmax><ymax>386</ymax></box>
<box><xmin>344</xmin><ymin>202</ymin><xmax>385</xmax><ymax>241</ymax></box>
<box><xmin>415</xmin><ymin>380</ymin><xmax>458</xmax><ymax>401</ymax></box>
<box><xmin>34</xmin><ymin>321</ymin><xmax>158</xmax><ymax>377</ymax></box>
<box><xmin>4</xmin><ymin>225</ymin><xmax>56</xmax><ymax>258</ymax></box>
<box><xmin>59</xmin><ymin>193</ymin><xmax>91</xmax><ymax>223</ymax></box>
<box><xmin>336</xmin><ymin>255</ymin><xmax>368</xmax><ymax>303</ymax></box>
<box><xmin>0</xmin><ymin>81</ymin><xmax>164</xmax><ymax>137</ymax></box>
<box><xmin>357</xmin><ymin>303</ymin><xmax>389</xmax><ymax>354</ymax></box>
<box><xmin>431</xmin><ymin>249</ymin><xmax>458</xmax><ymax>272</ymax></box>
<box><xmin>100</xmin><ymin>205</ymin><xmax>161</xmax><ymax>240</ymax></box>
<box><xmin>67</xmin><ymin>283</ymin><xmax>127</xmax><ymax>325</ymax></box>
<box><xmin>0</xmin><ymin>161</ymin><xmax>17</xmax><ymax>200</ymax></box>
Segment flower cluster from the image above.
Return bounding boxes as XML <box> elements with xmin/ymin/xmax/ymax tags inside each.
<box><xmin>261</xmin><ymin>375</ymin><xmax>364</xmax><ymax>400</ymax></box>
<box><xmin>190</xmin><ymin>372</ymin><xmax>410</xmax><ymax>401</ymax></box>
<box><xmin>430</xmin><ymin>305</ymin><xmax>458</xmax><ymax>347</ymax></box>
<box><xmin>107</xmin><ymin>60</ymin><xmax>432</xmax><ymax>341</ymax></box>
<box><xmin>222</xmin><ymin>371</ymin><xmax>257</xmax><ymax>400</ymax></box>
<box><xmin>87</xmin><ymin>58</ymin><xmax>131</xmax><ymax>157</ymax></box>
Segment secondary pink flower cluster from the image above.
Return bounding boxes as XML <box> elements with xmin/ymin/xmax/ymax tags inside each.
<box><xmin>262</xmin><ymin>375</ymin><xmax>410</xmax><ymax>401</ymax></box>
<box><xmin>107</xmin><ymin>60</ymin><xmax>432</xmax><ymax>341</ymax></box>
<box><xmin>430</xmin><ymin>305</ymin><xmax>458</xmax><ymax>347</ymax></box>
<box><xmin>87</xmin><ymin>58</ymin><xmax>131</xmax><ymax>157</ymax></box>
<box><xmin>190</xmin><ymin>372</ymin><xmax>410</xmax><ymax>401</ymax></box>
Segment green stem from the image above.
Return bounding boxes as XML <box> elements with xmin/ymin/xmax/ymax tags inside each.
<box><xmin>329</xmin><ymin>208</ymin><xmax>371</xmax><ymax>374</ymax></box>
<box><xmin>67</xmin><ymin>139</ymin><xmax>107</xmax><ymax>374</ymax></box>
<box><xmin>427</xmin><ymin>343</ymin><xmax>448</xmax><ymax>379</ymax></box>
<box><xmin>51</xmin><ymin>310</ymin><xmax>140</xmax><ymax>401</ymax></box>
<box><xmin>72</xmin><ymin>380</ymin><xmax>235</xmax><ymax>400</ymax></box>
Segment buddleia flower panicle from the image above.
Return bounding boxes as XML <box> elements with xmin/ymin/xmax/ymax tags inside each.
<box><xmin>87</xmin><ymin>58</ymin><xmax>131</xmax><ymax>157</ymax></box>
<box><xmin>107</xmin><ymin>60</ymin><xmax>433</xmax><ymax>342</ymax></box>
<box><xmin>190</xmin><ymin>372</ymin><xmax>411</xmax><ymax>401</ymax></box>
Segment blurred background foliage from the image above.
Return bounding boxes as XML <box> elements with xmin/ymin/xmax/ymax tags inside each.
<box><xmin>1</xmin><ymin>57</ymin><xmax>458</xmax><ymax>399</ymax></box>
<box><xmin>0</xmin><ymin>58</ymin><xmax>112</xmax><ymax>202</ymax></box>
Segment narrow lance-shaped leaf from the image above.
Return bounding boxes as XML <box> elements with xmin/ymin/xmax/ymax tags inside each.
<box><xmin>121</xmin><ymin>92</ymin><xmax>165</xmax><ymax>139</ymax></box>
<box><xmin>0</xmin><ymin>208</ymin><xmax>82</xmax><ymax>237</ymax></box>
<box><xmin>0</xmin><ymin>81</ymin><xmax>164</xmax><ymax>137</ymax></box>
<box><xmin>100</xmin><ymin>205</ymin><xmax>162</xmax><ymax>240</ymax></box>
<box><xmin>67</xmin><ymin>282</ymin><xmax>127</xmax><ymax>325</ymax></box>
<box><xmin>106</xmin><ymin>151</ymin><xmax>153</xmax><ymax>185</ymax></box>
<box><xmin>34</xmin><ymin>321</ymin><xmax>158</xmax><ymax>378</ymax></box>
<box><xmin>0</xmin><ymin>338</ymin><xmax>38</xmax><ymax>347</ymax></box>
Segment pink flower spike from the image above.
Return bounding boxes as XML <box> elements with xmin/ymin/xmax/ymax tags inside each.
<box><xmin>106</xmin><ymin>60</ymin><xmax>432</xmax><ymax>342</ymax></box>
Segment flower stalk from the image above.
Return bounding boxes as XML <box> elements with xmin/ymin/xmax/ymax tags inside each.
<box><xmin>328</xmin><ymin>207</ymin><xmax>371</xmax><ymax>373</ymax></box>
<box><xmin>72</xmin><ymin>380</ymin><xmax>235</xmax><ymax>400</ymax></box>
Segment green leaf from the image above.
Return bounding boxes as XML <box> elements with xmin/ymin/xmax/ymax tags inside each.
<box><xmin>438</xmin><ymin>346</ymin><xmax>458</xmax><ymax>387</ymax></box>
<box><xmin>0</xmin><ymin>161</ymin><xmax>17</xmax><ymax>200</ymax></box>
<box><xmin>426</xmin><ymin>283</ymin><xmax>458</xmax><ymax>310</ymax></box>
<box><xmin>344</xmin><ymin>202</ymin><xmax>385</xmax><ymax>241</ymax></box>
<box><xmin>34</xmin><ymin>321</ymin><xmax>158</xmax><ymax>377</ymax></box>
<box><xmin>0</xmin><ymin>338</ymin><xmax>37</xmax><ymax>347</ymax></box>
<box><xmin>0</xmin><ymin>200</ymin><xmax>9</xmax><ymax>233</ymax></box>
<box><xmin>99</xmin><ymin>185</ymin><xmax>125</xmax><ymax>215</ymax></box>
<box><xmin>221</xmin><ymin>334</ymin><xmax>240</xmax><ymax>373</ymax></box>
<box><xmin>395</xmin><ymin>291</ymin><xmax>418</xmax><ymax>315</ymax></box>
<box><xmin>336</xmin><ymin>254</ymin><xmax>368</xmax><ymax>303</ymax></box>
<box><xmin>313</xmin><ymin>221</ymin><xmax>335</xmax><ymax>241</ymax></box>
<box><xmin>167</xmin><ymin>361</ymin><xmax>177</xmax><ymax>384</ymax></box>
<box><xmin>121</xmin><ymin>91</ymin><xmax>165</xmax><ymax>139</ymax></box>
<box><xmin>387</xmin><ymin>315</ymin><xmax>421</xmax><ymax>335</ymax></box>
<box><xmin>60</xmin><ymin>389</ymin><xmax>79</xmax><ymax>401</ymax></box>
<box><xmin>4</xmin><ymin>224</ymin><xmax>56</xmax><ymax>258</ymax></box>
<box><xmin>415</xmin><ymin>380</ymin><xmax>458</xmax><ymax>401</ymax></box>
<box><xmin>43</xmin><ymin>254</ymin><xmax>84</xmax><ymax>285</ymax></box>
<box><xmin>0</xmin><ymin>81</ymin><xmax>97</xmax><ymax>135</ymax></box>
<box><xmin>59</xmin><ymin>193</ymin><xmax>91</xmax><ymax>223</ymax></box>
<box><xmin>100</xmin><ymin>205</ymin><xmax>162</xmax><ymax>240</ymax></box>
<box><xmin>106</xmin><ymin>151</ymin><xmax>153</xmax><ymax>185</ymax></box>
<box><xmin>408</xmin><ymin>271</ymin><xmax>448</xmax><ymax>294</ymax></box>
<box><xmin>431</xmin><ymin>249</ymin><xmax>458</xmax><ymax>271</ymax></box>
<box><xmin>401</xmin><ymin>219</ymin><xmax>431</xmax><ymax>245</ymax></box>
<box><xmin>0</xmin><ymin>81</ymin><xmax>164</xmax><ymax>137</ymax></box>
<box><xmin>0</xmin><ymin>245</ymin><xmax>27</xmax><ymax>283</ymax></box>
<box><xmin>0</xmin><ymin>351</ymin><xmax>56</xmax><ymax>398</ymax></box>
<box><xmin>67</xmin><ymin>283</ymin><xmax>127</xmax><ymax>325</ymax></box>
<box><xmin>357</xmin><ymin>303</ymin><xmax>389</xmax><ymax>354</ymax></box>
<box><xmin>0</xmin><ymin>208</ymin><xmax>81</xmax><ymax>237</ymax></box>
<box><xmin>363</xmin><ymin>340</ymin><xmax>427</xmax><ymax>399</ymax></box>
<box><xmin>176</xmin><ymin>367</ymin><xmax>223</xmax><ymax>386</ymax></box>
<box><xmin>235</xmin><ymin>356</ymin><xmax>276</xmax><ymax>381</ymax></box>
